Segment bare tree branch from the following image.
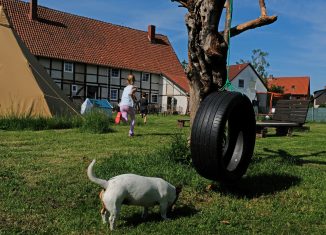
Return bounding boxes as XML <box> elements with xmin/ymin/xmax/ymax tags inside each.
<box><xmin>220</xmin><ymin>0</ymin><xmax>277</xmax><ymax>38</ymax></box>
<box><xmin>223</xmin><ymin>0</ymin><xmax>231</xmax><ymax>44</ymax></box>
<box><xmin>171</xmin><ymin>0</ymin><xmax>189</xmax><ymax>8</ymax></box>
<box><xmin>230</xmin><ymin>15</ymin><xmax>277</xmax><ymax>37</ymax></box>
<box><xmin>259</xmin><ymin>0</ymin><xmax>267</xmax><ymax>17</ymax></box>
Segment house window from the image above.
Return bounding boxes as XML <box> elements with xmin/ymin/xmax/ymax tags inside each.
<box><xmin>238</xmin><ymin>79</ymin><xmax>244</xmax><ymax>88</ymax></box>
<box><xmin>151</xmin><ymin>94</ymin><xmax>158</xmax><ymax>103</ymax></box>
<box><xmin>71</xmin><ymin>84</ymin><xmax>78</xmax><ymax>94</ymax></box>
<box><xmin>142</xmin><ymin>73</ymin><xmax>150</xmax><ymax>82</ymax></box>
<box><xmin>64</xmin><ymin>62</ymin><xmax>74</xmax><ymax>73</ymax></box>
<box><xmin>110</xmin><ymin>89</ymin><xmax>118</xmax><ymax>101</ymax></box>
<box><xmin>111</xmin><ymin>69</ymin><xmax>120</xmax><ymax>78</ymax></box>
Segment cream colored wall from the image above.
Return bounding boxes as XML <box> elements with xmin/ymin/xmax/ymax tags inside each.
<box><xmin>86</xmin><ymin>65</ymin><xmax>96</xmax><ymax>83</ymax></box>
<box><xmin>161</xmin><ymin>76</ymin><xmax>188</xmax><ymax>114</ymax></box>
<box><xmin>38</xmin><ymin>57</ymin><xmax>187</xmax><ymax>113</ymax></box>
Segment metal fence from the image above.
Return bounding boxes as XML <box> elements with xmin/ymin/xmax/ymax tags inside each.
<box><xmin>306</xmin><ymin>107</ymin><xmax>326</xmax><ymax>122</ymax></box>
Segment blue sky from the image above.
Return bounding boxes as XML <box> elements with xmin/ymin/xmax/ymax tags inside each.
<box><xmin>32</xmin><ymin>0</ymin><xmax>325</xmax><ymax>93</ymax></box>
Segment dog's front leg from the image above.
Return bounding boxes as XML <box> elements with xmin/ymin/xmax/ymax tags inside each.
<box><xmin>142</xmin><ymin>207</ymin><xmax>149</xmax><ymax>219</ymax></box>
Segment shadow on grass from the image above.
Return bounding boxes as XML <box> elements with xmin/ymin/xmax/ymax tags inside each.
<box><xmin>257</xmin><ymin>148</ymin><xmax>326</xmax><ymax>166</ymax></box>
<box><xmin>122</xmin><ymin>204</ymin><xmax>198</xmax><ymax>228</ymax></box>
<box><xmin>214</xmin><ymin>173</ymin><xmax>301</xmax><ymax>199</ymax></box>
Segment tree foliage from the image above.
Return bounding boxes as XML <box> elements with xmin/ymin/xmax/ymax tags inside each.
<box><xmin>269</xmin><ymin>84</ymin><xmax>284</xmax><ymax>94</ymax></box>
<box><xmin>237</xmin><ymin>49</ymin><xmax>270</xmax><ymax>83</ymax></box>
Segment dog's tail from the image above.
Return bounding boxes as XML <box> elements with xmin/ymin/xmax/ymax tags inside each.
<box><xmin>87</xmin><ymin>159</ymin><xmax>108</xmax><ymax>189</ymax></box>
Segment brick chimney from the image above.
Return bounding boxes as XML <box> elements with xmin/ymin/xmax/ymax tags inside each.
<box><xmin>29</xmin><ymin>0</ymin><xmax>38</xmax><ymax>21</ymax></box>
<box><xmin>148</xmin><ymin>25</ymin><xmax>156</xmax><ymax>43</ymax></box>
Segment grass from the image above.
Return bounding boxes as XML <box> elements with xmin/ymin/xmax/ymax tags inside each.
<box><xmin>0</xmin><ymin>115</ymin><xmax>82</xmax><ymax>131</ymax></box>
<box><xmin>0</xmin><ymin>115</ymin><xmax>325</xmax><ymax>234</ymax></box>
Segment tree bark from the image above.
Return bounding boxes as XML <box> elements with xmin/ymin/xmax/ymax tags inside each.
<box><xmin>172</xmin><ymin>0</ymin><xmax>277</xmax><ymax>124</ymax></box>
<box><xmin>182</xmin><ymin>0</ymin><xmax>228</xmax><ymax>125</ymax></box>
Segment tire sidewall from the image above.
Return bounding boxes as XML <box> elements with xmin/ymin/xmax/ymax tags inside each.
<box><xmin>191</xmin><ymin>91</ymin><xmax>256</xmax><ymax>182</ymax></box>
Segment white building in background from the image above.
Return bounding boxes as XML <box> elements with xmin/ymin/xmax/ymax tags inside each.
<box><xmin>229</xmin><ymin>63</ymin><xmax>268</xmax><ymax>101</ymax></box>
<box><xmin>1</xmin><ymin>0</ymin><xmax>189</xmax><ymax>114</ymax></box>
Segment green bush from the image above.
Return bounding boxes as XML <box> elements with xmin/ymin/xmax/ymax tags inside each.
<box><xmin>80</xmin><ymin>109</ymin><xmax>113</xmax><ymax>133</ymax></box>
<box><xmin>159</xmin><ymin>132</ymin><xmax>191</xmax><ymax>165</ymax></box>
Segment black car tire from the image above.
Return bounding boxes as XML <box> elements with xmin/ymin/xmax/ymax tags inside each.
<box><xmin>191</xmin><ymin>91</ymin><xmax>256</xmax><ymax>183</ymax></box>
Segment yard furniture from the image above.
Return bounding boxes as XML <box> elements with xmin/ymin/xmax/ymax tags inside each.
<box><xmin>177</xmin><ymin>119</ymin><xmax>190</xmax><ymax>128</ymax></box>
<box><xmin>256</xmin><ymin>99</ymin><xmax>310</xmax><ymax>137</ymax></box>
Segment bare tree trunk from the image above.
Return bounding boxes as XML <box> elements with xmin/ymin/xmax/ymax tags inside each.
<box><xmin>189</xmin><ymin>76</ymin><xmax>201</xmax><ymax>125</ymax></box>
<box><xmin>183</xmin><ymin>0</ymin><xmax>228</xmax><ymax>124</ymax></box>
<box><xmin>172</xmin><ymin>0</ymin><xmax>277</xmax><ymax>125</ymax></box>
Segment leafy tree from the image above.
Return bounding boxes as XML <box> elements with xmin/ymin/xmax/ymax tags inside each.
<box><xmin>237</xmin><ymin>49</ymin><xmax>270</xmax><ymax>83</ymax></box>
<box><xmin>269</xmin><ymin>84</ymin><xmax>284</xmax><ymax>94</ymax></box>
<box><xmin>181</xmin><ymin>59</ymin><xmax>188</xmax><ymax>71</ymax></box>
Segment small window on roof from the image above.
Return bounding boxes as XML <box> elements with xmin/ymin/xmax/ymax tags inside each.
<box><xmin>64</xmin><ymin>62</ymin><xmax>74</xmax><ymax>73</ymax></box>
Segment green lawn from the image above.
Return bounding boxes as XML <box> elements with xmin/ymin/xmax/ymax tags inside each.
<box><xmin>0</xmin><ymin>115</ymin><xmax>325</xmax><ymax>234</ymax></box>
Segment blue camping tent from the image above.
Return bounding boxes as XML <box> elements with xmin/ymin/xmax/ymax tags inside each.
<box><xmin>81</xmin><ymin>98</ymin><xmax>113</xmax><ymax>117</ymax></box>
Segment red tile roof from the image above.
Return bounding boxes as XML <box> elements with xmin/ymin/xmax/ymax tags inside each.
<box><xmin>228</xmin><ymin>63</ymin><xmax>268</xmax><ymax>89</ymax></box>
<box><xmin>0</xmin><ymin>0</ymin><xmax>189</xmax><ymax>92</ymax></box>
<box><xmin>268</xmin><ymin>76</ymin><xmax>310</xmax><ymax>96</ymax></box>
<box><xmin>228</xmin><ymin>63</ymin><xmax>250</xmax><ymax>81</ymax></box>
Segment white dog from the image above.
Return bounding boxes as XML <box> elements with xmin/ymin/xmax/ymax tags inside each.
<box><xmin>87</xmin><ymin>159</ymin><xmax>181</xmax><ymax>230</ymax></box>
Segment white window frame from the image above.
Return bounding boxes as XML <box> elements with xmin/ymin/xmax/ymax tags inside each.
<box><xmin>64</xmin><ymin>62</ymin><xmax>74</xmax><ymax>73</ymax></box>
<box><xmin>111</xmin><ymin>69</ymin><xmax>120</xmax><ymax>78</ymax></box>
<box><xmin>142</xmin><ymin>73</ymin><xmax>150</xmax><ymax>82</ymax></box>
<box><xmin>238</xmin><ymin>79</ymin><xmax>244</xmax><ymax>88</ymax></box>
<box><xmin>110</xmin><ymin>89</ymin><xmax>118</xmax><ymax>101</ymax></box>
<box><xmin>151</xmin><ymin>94</ymin><xmax>158</xmax><ymax>103</ymax></box>
<box><xmin>71</xmin><ymin>84</ymin><xmax>78</xmax><ymax>93</ymax></box>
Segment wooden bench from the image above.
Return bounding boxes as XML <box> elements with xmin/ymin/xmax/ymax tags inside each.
<box><xmin>256</xmin><ymin>99</ymin><xmax>310</xmax><ymax>137</ymax></box>
<box><xmin>177</xmin><ymin>119</ymin><xmax>190</xmax><ymax>128</ymax></box>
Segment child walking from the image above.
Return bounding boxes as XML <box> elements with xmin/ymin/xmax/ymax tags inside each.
<box><xmin>140</xmin><ymin>93</ymin><xmax>149</xmax><ymax>124</ymax></box>
<box><xmin>119</xmin><ymin>74</ymin><xmax>137</xmax><ymax>137</ymax></box>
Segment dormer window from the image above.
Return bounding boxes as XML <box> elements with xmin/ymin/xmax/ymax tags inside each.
<box><xmin>64</xmin><ymin>62</ymin><xmax>74</xmax><ymax>73</ymax></box>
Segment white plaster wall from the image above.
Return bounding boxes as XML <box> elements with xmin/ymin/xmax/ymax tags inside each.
<box><xmin>161</xmin><ymin>76</ymin><xmax>188</xmax><ymax>114</ymax></box>
<box><xmin>231</xmin><ymin>67</ymin><xmax>267</xmax><ymax>101</ymax></box>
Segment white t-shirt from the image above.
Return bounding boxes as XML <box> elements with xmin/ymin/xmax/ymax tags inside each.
<box><xmin>119</xmin><ymin>85</ymin><xmax>135</xmax><ymax>107</ymax></box>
